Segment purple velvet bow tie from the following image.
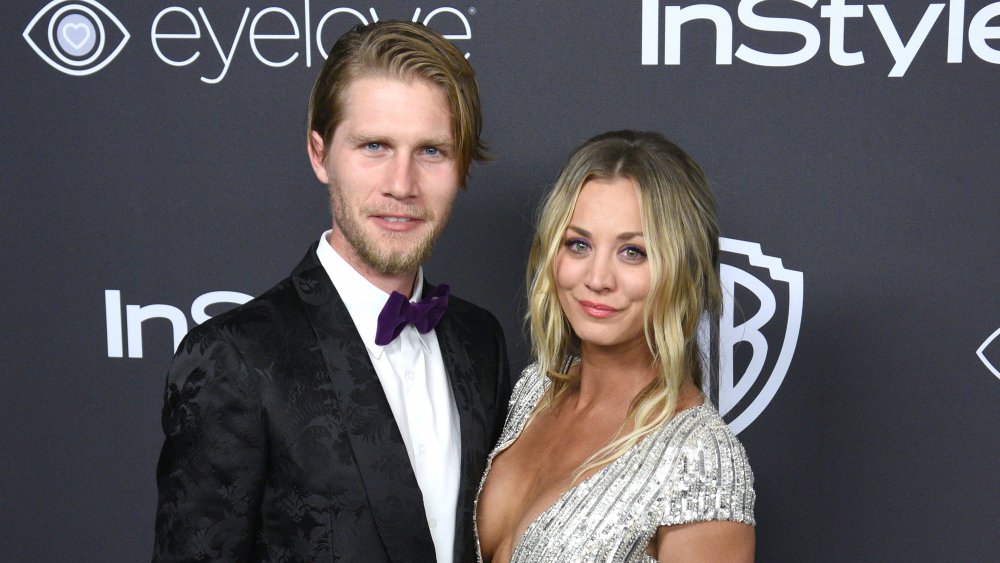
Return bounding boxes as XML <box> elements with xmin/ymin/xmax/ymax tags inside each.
<box><xmin>374</xmin><ymin>283</ymin><xmax>450</xmax><ymax>346</ymax></box>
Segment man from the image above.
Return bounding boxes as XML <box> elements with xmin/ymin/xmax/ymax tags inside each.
<box><xmin>153</xmin><ymin>21</ymin><xmax>511</xmax><ymax>562</ymax></box>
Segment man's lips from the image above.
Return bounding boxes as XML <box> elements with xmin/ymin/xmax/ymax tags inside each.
<box><xmin>370</xmin><ymin>214</ymin><xmax>425</xmax><ymax>231</ymax></box>
<box><xmin>578</xmin><ymin>300</ymin><xmax>619</xmax><ymax>318</ymax></box>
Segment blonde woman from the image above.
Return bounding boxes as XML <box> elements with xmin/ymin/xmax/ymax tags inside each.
<box><xmin>476</xmin><ymin>131</ymin><xmax>755</xmax><ymax>562</ymax></box>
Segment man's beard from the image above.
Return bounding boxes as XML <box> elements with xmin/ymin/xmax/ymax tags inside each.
<box><xmin>329</xmin><ymin>188</ymin><xmax>445</xmax><ymax>276</ymax></box>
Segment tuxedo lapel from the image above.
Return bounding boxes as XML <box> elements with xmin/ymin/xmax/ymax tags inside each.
<box><xmin>292</xmin><ymin>245</ymin><xmax>435</xmax><ymax>562</ymax></box>
<box><xmin>430</xmin><ymin>285</ymin><xmax>486</xmax><ymax>563</ymax></box>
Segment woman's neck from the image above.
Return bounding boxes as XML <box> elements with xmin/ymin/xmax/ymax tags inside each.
<box><xmin>568</xmin><ymin>340</ymin><xmax>703</xmax><ymax>415</ymax></box>
<box><xmin>569</xmin><ymin>340</ymin><xmax>657</xmax><ymax>412</ymax></box>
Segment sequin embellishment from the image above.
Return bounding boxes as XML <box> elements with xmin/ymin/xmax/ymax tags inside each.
<box><xmin>474</xmin><ymin>364</ymin><xmax>755</xmax><ymax>562</ymax></box>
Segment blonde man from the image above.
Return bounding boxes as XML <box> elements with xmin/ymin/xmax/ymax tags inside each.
<box><xmin>154</xmin><ymin>22</ymin><xmax>510</xmax><ymax>562</ymax></box>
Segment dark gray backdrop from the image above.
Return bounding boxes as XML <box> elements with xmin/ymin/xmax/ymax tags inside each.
<box><xmin>3</xmin><ymin>1</ymin><xmax>999</xmax><ymax>561</ymax></box>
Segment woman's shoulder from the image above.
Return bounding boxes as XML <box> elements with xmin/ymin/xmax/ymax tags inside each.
<box><xmin>664</xmin><ymin>402</ymin><xmax>753</xmax><ymax>477</ymax></box>
<box><xmin>509</xmin><ymin>362</ymin><xmax>551</xmax><ymax>405</ymax></box>
<box><xmin>652</xmin><ymin>402</ymin><xmax>756</xmax><ymax>526</ymax></box>
<box><xmin>493</xmin><ymin>362</ymin><xmax>551</xmax><ymax>443</ymax></box>
<box><xmin>672</xmin><ymin>403</ymin><xmax>748</xmax><ymax>454</ymax></box>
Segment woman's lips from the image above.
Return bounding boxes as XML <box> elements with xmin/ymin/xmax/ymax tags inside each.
<box><xmin>578</xmin><ymin>300</ymin><xmax>618</xmax><ymax>318</ymax></box>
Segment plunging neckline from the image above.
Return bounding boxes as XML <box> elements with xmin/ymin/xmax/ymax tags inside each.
<box><xmin>474</xmin><ymin>376</ymin><xmax>710</xmax><ymax>563</ymax></box>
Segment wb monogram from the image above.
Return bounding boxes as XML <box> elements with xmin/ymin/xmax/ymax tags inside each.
<box><xmin>701</xmin><ymin>238</ymin><xmax>804</xmax><ymax>435</ymax></box>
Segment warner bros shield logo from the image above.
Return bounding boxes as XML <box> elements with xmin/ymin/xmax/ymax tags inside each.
<box><xmin>699</xmin><ymin>238</ymin><xmax>804</xmax><ymax>435</ymax></box>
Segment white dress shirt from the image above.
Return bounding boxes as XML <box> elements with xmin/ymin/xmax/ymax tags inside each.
<box><xmin>316</xmin><ymin>232</ymin><xmax>459</xmax><ymax>563</ymax></box>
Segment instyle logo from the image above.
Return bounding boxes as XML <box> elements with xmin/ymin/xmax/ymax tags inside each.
<box><xmin>23</xmin><ymin>0</ymin><xmax>130</xmax><ymax>76</ymax></box>
<box><xmin>105</xmin><ymin>289</ymin><xmax>253</xmax><ymax>358</ymax></box>
<box><xmin>700</xmin><ymin>238</ymin><xmax>804</xmax><ymax>435</ymax></box>
<box><xmin>641</xmin><ymin>0</ymin><xmax>1000</xmax><ymax>77</ymax></box>
<box><xmin>24</xmin><ymin>2</ymin><xmax>476</xmax><ymax>83</ymax></box>
<box><xmin>977</xmin><ymin>327</ymin><xmax>1000</xmax><ymax>380</ymax></box>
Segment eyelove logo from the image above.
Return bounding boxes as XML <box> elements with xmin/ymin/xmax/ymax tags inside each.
<box><xmin>701</xmin><ymin>238</ymin><xmax>804</xmax><ymax>435</ymax></box>
<box><xmin>24</xmin><ymin>1</ymin><xmax>476</xmax><ymax>83</ymax></box>
<box><xmin>23</xmin><ymin>0</ymin><xmax>130</xmax><ymax>76</ymax></box>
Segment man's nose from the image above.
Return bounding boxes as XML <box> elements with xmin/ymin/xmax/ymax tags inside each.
<box><xmin>383</xmin><ymin>155</ymin><xmax>418</xmax><ymax>199</ymax></box>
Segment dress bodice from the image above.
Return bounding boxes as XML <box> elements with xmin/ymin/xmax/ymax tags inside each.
<box><xmin>474</xmin><ymin>364</ymin><xmax>755</xmax><ymax>563</ymax></box>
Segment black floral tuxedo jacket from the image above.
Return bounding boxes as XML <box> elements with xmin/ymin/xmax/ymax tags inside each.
<box><xmin>153</xmin><ymin>243</ymin><xmax>512</xmax><ymax>562</ymax></box>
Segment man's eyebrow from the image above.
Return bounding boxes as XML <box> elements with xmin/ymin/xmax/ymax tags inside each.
<box><xmin>344</xmin><ymin>133</ymin><xmax>383</xmax><ymax>145</ymax></box>
<box><xmin>343</xmin><ymin>133</ymin><xmax>454</xmax><ymax>150</ymax></box>
<box><xmin>420</xmin><ymin>136</ymin><xmax>455</xmax><ymax>149</ymax></box>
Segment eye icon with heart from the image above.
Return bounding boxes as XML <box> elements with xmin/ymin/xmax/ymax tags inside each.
<box><xmin>23</xmin><ymin>0</ymin><xmax>130</xmax><ymax>76</ymax></box>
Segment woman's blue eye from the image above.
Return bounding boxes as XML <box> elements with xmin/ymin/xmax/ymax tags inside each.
<box><xmin>424</xmin><ymin>147</ymin><xmax>439</xmax><ymax>156</ymax></box>
<box><xmin>565</xmin><ymin>238</ymin><xmax>590</xmax><ymax>253</ymax></box>
<box><xmin>621</xmin><ymin>245</ymin><xmax>647</xmax><ymax>261</ymax></box>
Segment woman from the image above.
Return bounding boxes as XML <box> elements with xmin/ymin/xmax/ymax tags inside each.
<box><xmin>475</xmin><ymin>131</ymin><xmax>755</xmax><ymax>562</ymax></box>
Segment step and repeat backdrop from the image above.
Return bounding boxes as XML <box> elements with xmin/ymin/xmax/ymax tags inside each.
<box><xmin>3</xmin><ymin>1</ymin><xmax>999</xmax><ymax>560</ymax></box>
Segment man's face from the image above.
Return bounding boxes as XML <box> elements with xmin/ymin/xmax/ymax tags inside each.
<box><xmin>309</xmin><ymin>76</ymin><xmax>460</xmax><ymax>280</ymax></box>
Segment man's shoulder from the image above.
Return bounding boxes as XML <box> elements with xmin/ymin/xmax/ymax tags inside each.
<box><xmin>443</xmin><ymin>291</ymin><xmax>499</xmax><ymax>324</ymax></box>
<box><xmin>181</xmin><ymin>276</ymin><xmax>305</xmax><ymax>347</ymax></box>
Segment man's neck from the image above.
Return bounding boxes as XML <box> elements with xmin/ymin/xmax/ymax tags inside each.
<box><xmin>357</xmin><ymin>266</ymin><xmax>418</xmax><ymax>297</ymax></box>
<box><xmin>325</xmin><ymin>232</ymin><xmax>418</xmax><ymax>297</ymax></box>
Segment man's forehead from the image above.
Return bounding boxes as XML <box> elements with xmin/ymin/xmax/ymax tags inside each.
<box><xmin>335</xmin><ymin>77</ymin><xmax>454</xmax><ymax>139</ymax></box>
<box><xmin>342</xmin><ymin>74</ymin><xmax>449</xmax><ymax>109</ymax></box>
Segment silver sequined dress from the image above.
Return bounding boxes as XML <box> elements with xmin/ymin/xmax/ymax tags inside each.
<box><xmin>474</xmin><ymin>364</ymin><xmax>755</xmax><ymax>562</ymax></box>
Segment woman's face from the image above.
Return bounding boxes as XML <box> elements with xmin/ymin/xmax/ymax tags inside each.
<box><xmin>555</xmin><ymin>176</ymin><xmax>651</xmax><ymax>351</ymax></box>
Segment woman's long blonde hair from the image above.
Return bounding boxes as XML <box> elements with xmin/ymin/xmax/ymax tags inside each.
<box><xmin>526</xmin><ymin>130</ymin><xmax>722</xmax><ymax>478</ymax></box>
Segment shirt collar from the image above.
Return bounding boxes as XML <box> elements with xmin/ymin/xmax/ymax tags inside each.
<box><xmin>315</xmin><ymin>231</ymin><xmax>428</xmax><ymax>358</ymax></box>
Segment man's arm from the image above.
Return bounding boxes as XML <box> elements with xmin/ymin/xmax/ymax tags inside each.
<box><xmin>153</xmin><ymin>326</ymin><xmax>266</xmax><ymax>562</ymax></box>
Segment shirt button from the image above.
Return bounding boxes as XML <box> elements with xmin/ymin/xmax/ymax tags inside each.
<box><xmin>405</xmin><ymin>370</ymin><xmax>414</xmax><ymax>382</ymax></box>
<box><xmin>429</xmin><ymin>518</ymin><xmax>437</xmax><ymax>530</ymax></box>
<box><xmin>419</xmin><ymin>444</ymin><xmax>427</xmax><ymax>456</ymax></box>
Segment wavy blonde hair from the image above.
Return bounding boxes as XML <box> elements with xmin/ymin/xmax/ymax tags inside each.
<box><xmin>526</xmin><ymin>130</ymin><xmax>722</xmax><ymax>478</ymax></box>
